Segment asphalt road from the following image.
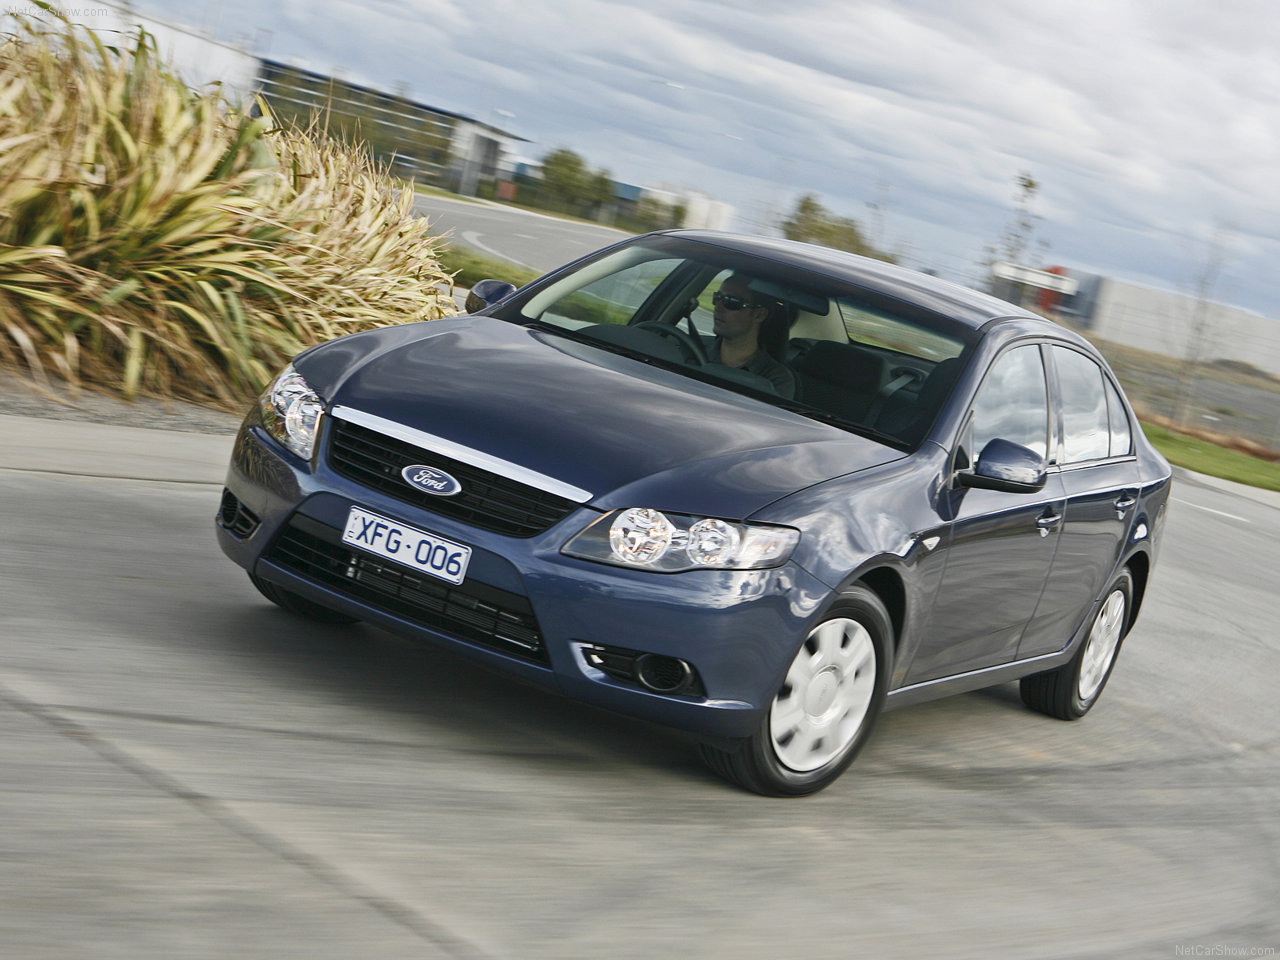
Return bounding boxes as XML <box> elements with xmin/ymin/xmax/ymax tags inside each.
<box><xmin>411</xmin><ymin>193</ymin><xmax>632</xmax><ymax>274</ymax></box>
<box><xmin>1</xmin><ymin>411</ymin><xmax>1278</xmax><ymax>959</ymax></box>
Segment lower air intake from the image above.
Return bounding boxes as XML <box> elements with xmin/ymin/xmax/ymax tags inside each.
<box><xmin>265</xmin><ymin>513</ymin><xmax>547</xmax><ymax>663</ymax></box>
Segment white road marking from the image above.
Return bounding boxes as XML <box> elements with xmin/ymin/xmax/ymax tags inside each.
<box><xmin>1174</xmin><ymin>499</ymin><xmax>1249</xmax><ymax>523</ymax></box>
<box><xmin>460</xmin><ymin>230</ymin><xmax>537</xmax><ymax>270</ymax></box>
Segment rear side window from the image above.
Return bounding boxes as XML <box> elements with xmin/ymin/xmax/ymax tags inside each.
<box><xmin>1105</xmin><ymin>376</ymin><xmax>1133</xmax><ymax>457</ymax></box>
<box><xmin>836</xmin><ymin>299</ymin><xmax>966</xmax><ymax>362</ymax></box>
<box><xmin>1053</xmin><ymin>347</ymin><xmax>1110</xmax><ymax>463</ymax></box>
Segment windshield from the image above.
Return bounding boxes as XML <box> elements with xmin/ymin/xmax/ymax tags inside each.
<box><xmin>508</xmin><ymin>240</ymin><xmax>971</xmax><ymax>448</ymax></box>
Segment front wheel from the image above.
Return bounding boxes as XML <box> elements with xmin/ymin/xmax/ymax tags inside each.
<box><xmin>1020</xmin><ymin>568</ymin><xmax>1133</xmax><ymax>720</ymax></box>
<box><xmin>699</xmin><ymin>585</ymin><xmax>891</xmax><ymax>796</ymax></box>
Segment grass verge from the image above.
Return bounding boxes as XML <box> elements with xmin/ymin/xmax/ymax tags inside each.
<box><xmin>412</xmin><ymin>183</ymin><xmax>482</xmax><ymax>203</ymax></box>
<box><xmin>437</xmin><ymin>246</ymin><xmax>541</xmax><ymax>291</ymax></box>
<box><xmin>1142</xmin><ymin>422</ymin><xmax>1280</xmax><ymax>492</ymax></box>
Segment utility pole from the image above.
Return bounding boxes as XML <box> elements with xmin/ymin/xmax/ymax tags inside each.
<box><xmin>1170</xmin><ymin>225</ymin><xmax>1229</xmax><ymax>428</ymax></box>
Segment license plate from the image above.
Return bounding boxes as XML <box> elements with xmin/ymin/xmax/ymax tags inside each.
<box><xmin>340</xmin><ymin>506</ymin><xmax>471</xmax><ymax>585</ymax></box>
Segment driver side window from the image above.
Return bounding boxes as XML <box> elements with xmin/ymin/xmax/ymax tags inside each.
<box><xmin>968</xmin><ymin>344</ymin><xmax>1050</xmax><ymax>462</ymax></box>
<box><xmin>537</xmin><ymin>257</ymin><xmax>684</xmax><ymax>328</ymax></box>
<box><xmin>686</xmin><ymin>270</ymin><xmax>731</xmax><ymax>337</ymax></box>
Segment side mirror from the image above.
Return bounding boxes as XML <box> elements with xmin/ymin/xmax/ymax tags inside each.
<box><xmin>957</xmin><ymin>438</ymin><xmax>1048</xmax><ymax>493</ymax></box>
<box><xmin>464</xmin><ymin>278</ymin><xmax>517</xmax><ymax>314</ymax></box>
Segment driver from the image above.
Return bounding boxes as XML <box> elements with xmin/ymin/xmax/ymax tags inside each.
<box><xmin>710</xmin><ymin>273</ymin><xmax>796</xmax><ymax>398</ymax></box>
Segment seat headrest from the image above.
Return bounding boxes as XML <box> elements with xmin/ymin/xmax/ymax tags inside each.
<box><xmin>918</xmin><ymin>356</ymin><xmax>963</xmax><ymax>407</ymax></box>
<box><xmin>797</xmin><ymin>341</ymin><xmax>862</xmax><ymax>382</ymax></box>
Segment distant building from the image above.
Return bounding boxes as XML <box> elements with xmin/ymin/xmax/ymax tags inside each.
<box><xmin>43</xmin><ymin>2</ymin><xmax>525</xmax><ymax>195</ymax></box>
<box><xmin>510</xmin><ymin>165</ymin><xmax>737</xmax><ymax>231</ymax></box>
<box><xmin>255</xmin><ymin>59</ymin><xmax>526</xmax><ymax>193</ymax></box>
<box><xmin>16</xmin><ymin>4</ymin><xmax>729</xmax><ymax>241</ymax></box>
<box><xmin>1053</xmin><ymin>272</ymin><xmax>1280</xmax><ymax>377</ymax></box>
<box><xmin>643</xmin><ymin>184</ymin><xmax>736</xmax><ymax>231</ymax></box>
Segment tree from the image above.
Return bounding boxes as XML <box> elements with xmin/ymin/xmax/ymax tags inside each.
<box><xmin>982</xmin><ymin>171</ymin><xmax>1050</xmax><ymax>301</ymax></box>
<box><xmin>1171</xmin><ymin>223</ymin><xmax>1233</xmax><ymax>427</ymax></box>
<box><xmin>585</xmin><ymin>168</ymin><xmax>615</xmax><ymax>215</ymax></box>
<box><xmin>622</xmin><ymin>196</ymin><xmax>684</xmax><ymax>232</ymax></box>
<box><xmin>998</xmin><ymin>171</ymin><xmax>1043</xmax><ymax>266</ymax></box>
<box><xmin>781</xmin><ymin>194</ymin><xmax>892</xmax><ymax>261</ymax></box>
<box><xmin>536</xmin><ymin>148</ymin><xmax>616</xmax><ymax>218</ymax></box>
<box><xmin>539</xmin><ymin>148</ymin><xmax>590</xmax><ymax>210</ymax></box>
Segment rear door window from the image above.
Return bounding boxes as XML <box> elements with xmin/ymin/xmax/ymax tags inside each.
<box><xmin>1053</xmin><ymin>346</ymin><xmax>1111</xmax><ymax>463</ymax></box>
<box><xmin>1104</xmin><ymin>376</ymin><xmax>1133</xmax><ymax>457</ymax></box>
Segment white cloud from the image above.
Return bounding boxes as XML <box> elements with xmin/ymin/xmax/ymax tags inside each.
<box><xmin>106</xmin><ymin>0</ymin><xmax>1280</xmax><ymax>317</ymax></box>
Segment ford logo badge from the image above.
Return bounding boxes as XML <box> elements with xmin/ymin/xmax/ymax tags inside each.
<box><xmin>401</xmin><ymin>465</ymin><xmax>463</xmax><ymax>497</ymax></box>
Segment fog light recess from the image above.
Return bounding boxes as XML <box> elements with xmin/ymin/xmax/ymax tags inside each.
<box><xmin>579</xmin><ymin>644</ymin><xmax>704</xmax><ymax>697</ymax></box>
<box><xmin>218</xmin><ymin>488</ymin><xmax>260</xmax><ymax>538</ymax></box>
<box><xmin>634</xmin><ymin>653</ymin><xmax>695</xmax><ymax>694</ymax></box>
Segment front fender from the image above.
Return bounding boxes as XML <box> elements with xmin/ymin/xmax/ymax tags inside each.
<box><xmin>753</xmin><ymin>446</ymin><xmax>954</xmax><ymax>688</ymax></box>
<box><xmin>753</xmin><ymin>444</ymin><xmax>950</xmax><ymax>590</ymax></box>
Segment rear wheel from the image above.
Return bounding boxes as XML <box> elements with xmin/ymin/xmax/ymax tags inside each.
<box><xmin>699</xmin><ymin>585</ymin><xmax>891</xmax><ymax>796</ymax></box>
<box><xmin>1020</xmin><ymin>568</ymin><xmax>1133</xmax><ymax>720</ymax></box>
<box><xmin>249</xmin><ymin>572</ymin><xmax>359</xmax><ymax>625</ymax></box>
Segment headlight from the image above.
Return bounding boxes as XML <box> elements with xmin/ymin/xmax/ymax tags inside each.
<box><xmin>563</xmin><ymin>507</ymin><xmax>798</xmax><ymax>572</ymax></box>
<box><xmin>259</xmin><ymin>364</ymin><xmax>325</xmax><ymax>460</ymax></box>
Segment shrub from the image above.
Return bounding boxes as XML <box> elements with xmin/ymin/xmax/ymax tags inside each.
<box><xmin>0</xmin><ymin>11</ymin><xmax>456</xmax><ymax>408</ymax></box>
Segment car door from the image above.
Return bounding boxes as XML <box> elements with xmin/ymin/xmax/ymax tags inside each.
<box><xmin>1016</xmin><ymin>345</ymin><xmax>1137</xmax><ymax>659</ymax></box>
<box><xmin>905</xmin><ymin>343</ymin><xmax>1067</xmax><ymax>684</ymax></box>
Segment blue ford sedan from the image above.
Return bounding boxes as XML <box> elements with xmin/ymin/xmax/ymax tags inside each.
<box><xmin>216</xmin><ymin>231</ymin><xmax>1171</xmax><ymax>795</ymax></box>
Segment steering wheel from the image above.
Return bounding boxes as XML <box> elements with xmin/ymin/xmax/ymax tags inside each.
<box><xmin>633</xmin><ymin>321</ymin><xmax>709</xmax><ymax>365</ymax></box>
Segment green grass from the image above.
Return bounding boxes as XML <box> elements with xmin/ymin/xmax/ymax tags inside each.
<box><xmin>437</xmin><ymin>246</ymin><xmax>540</xmax><ymax>291</ymax></box>
<box><xmin>1142</xmin><ymin>423</ymin><xmax>1280</xmax><ymax>492</ymax></box>
<box><xmin>411</xmin><ymin>182</ymin><xmax>482</xmax><ymax>202</ymax></box>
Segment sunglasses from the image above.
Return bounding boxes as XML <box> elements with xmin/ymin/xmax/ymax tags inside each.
<box><xmin>712</xmin><ymin>291</ymin><xmax>757</xmax><ymax>311</ymax></box>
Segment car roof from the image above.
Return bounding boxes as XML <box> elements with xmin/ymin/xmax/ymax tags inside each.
<box><xmin>663</xmin><ymin>230</ymin><xmax>1059</xmax><ymax>332</ymax></box>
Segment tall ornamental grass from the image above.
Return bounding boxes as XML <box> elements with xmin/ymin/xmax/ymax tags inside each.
<box><xmin>0</xmin><ymin>11</ymin><xmax>456</xmax><ymax>408</ymax></box>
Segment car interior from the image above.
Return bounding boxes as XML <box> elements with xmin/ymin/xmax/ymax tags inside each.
<box><xmin>519</xmin><ymin>253</ymin><xmax>966</xmax><ymax>447</ymax></box>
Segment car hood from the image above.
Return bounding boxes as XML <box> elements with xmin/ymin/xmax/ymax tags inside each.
<box><xmin>303</xmin><ymin>317</ymin><xmax>904</xmax><ymax>518</ymax></box>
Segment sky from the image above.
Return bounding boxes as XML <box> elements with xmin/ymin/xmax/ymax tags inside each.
<box><xmin>44</xmin><ymin>0</ymin><xmax>1280</xmax><ymax>319</ymax></box>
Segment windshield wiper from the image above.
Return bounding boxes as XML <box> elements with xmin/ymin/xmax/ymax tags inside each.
<box><xmin>520</xmin><ymin>319</ymin><xmax>682</xmax><ymax>370</ymax></box>
<box><xmin>780</xmin><ymin>402</ymin><xmax>906</xmax><ymax>448</ymax></box>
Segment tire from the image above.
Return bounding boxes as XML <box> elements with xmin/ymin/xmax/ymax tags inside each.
<box><xmin>249</xmin><ymin>572</ymin><xmax>359</xmax><ymax>625</ymax></box>
<box><xmin>699</xmin><ymin>585</ymin><xmax>891</xmax><ymax>796</ymax></box>
<box><xmin>1020</xmin><ymin>568</ymin><xmax>1133</xmax><ymax>720</ymax></box>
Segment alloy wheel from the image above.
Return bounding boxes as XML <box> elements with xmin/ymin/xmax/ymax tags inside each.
<box><xmin>1078</xmin><ymin>588</ymin><xmax>1127</xmax><ymax>701</ymax></box>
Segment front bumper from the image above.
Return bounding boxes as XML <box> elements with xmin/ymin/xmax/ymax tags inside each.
<box><xmin>216</xmin><ymin>419</ymin><xmax>830</xmax><ymax>739</ymax></box>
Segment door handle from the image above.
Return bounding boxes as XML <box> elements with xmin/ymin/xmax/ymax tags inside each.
<box><xmin>1036</xmin><ymin>513</ymin><xmax>1062</xmax><ymax>537</ymax></box>
<box><xmin>1114</xmin><ymin>494</ymin><xmax>1137</xmax><ymax>518</ymax></box>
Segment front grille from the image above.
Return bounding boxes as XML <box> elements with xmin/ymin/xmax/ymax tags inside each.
<box><xmin>265</xmin><ymin>514</ymin><xmax>546</xmax><ymax>662</ymax></box>
<box><xmin>327</xmin><ymin>417</ymin><xmax>578</xmax><ymax>538</ymax></box>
